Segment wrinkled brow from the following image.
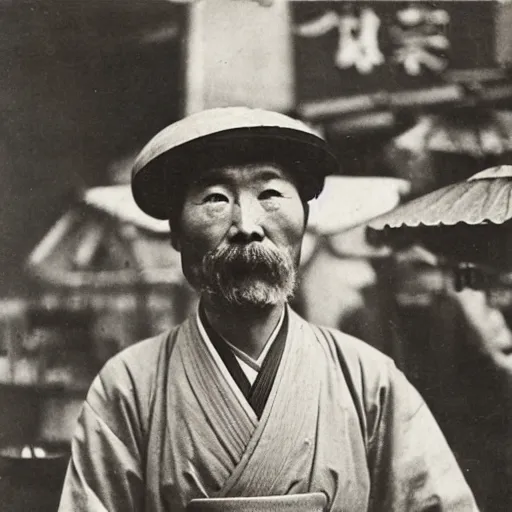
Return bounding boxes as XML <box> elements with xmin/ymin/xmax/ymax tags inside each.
<box><xmin>191</xmin><ymin>167</ymin><xmax>289</xmax><ymax>188</ymax></box>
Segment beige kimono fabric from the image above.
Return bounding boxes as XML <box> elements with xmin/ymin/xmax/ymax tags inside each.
<box><xmin>59</xmin><ymin>307</ymin><xmax>478</xmax><ymax>511</ymax></box>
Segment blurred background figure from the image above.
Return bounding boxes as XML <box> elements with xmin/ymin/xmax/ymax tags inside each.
<box><xmin>296</xmin><ymin>175</ymin><xmax>409</xmax><ymax>359</ymax></box>
<box><xmin>368</xmin><ymin>166</ymin><xmax>512</xmax><ymax>510</ymax></box>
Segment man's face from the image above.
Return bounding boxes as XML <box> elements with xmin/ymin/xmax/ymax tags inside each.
<box><xmin>172</xmin><ymin>163</ymin><xmax>307</xmax><ymax>310</ymax></box>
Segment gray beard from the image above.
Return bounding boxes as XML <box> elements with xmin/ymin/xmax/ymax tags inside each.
<box><xmin>195</xmin><ymin>243</ymin><xmax>297</xmax><ymax>310</ymax></box>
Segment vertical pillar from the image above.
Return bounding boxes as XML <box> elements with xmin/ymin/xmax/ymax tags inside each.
<box><xmin>185</xmin><ymin>0</ymin><xmax>294</xmax><ymax>114</ymax></box>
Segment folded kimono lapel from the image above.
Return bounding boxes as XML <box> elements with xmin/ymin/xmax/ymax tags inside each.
<box><xmin>160</xmin><ymin>310</ymin><xmax>323</xmax><ymax>507</ymax></box>
<box><xmin>217</xmin><ymin>308</ymin><xmax>323</xmax><ymax>498</ymax></box>
<box><xmin>181</xmin><ymin>317</ymin><xmax>259</xmax><ymax>459</ymax></box>
<box><xmin>156</xmin><ymin>317</ymin><xmax>261</xmax><ymax>509</ymax></box>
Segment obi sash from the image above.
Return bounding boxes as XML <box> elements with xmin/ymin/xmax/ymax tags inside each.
<box><xmin>186</xmin><ymin>492</ymin><xmax>327</xmax><ymax>512</ymax></box>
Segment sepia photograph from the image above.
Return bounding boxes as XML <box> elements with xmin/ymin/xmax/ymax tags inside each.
<box><xmin>0</xmin><ymin>0</ymin><xmax>511</xmax><ymax>510</ymax></box>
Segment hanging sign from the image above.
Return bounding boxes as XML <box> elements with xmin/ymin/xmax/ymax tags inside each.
<box><xmin>292</xmin><ymin>1</ymin><xmax>506</xmax><ymax>118</ymax></box>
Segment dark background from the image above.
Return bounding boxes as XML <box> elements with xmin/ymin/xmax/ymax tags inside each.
<box><xmin>0</xmin><ymin>0</ymin><xmax>186</xmax><ymax>296</ymax></box>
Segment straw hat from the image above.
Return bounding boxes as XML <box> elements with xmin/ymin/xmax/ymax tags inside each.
<box><xmin>132</xmin><ymin>107</ymin><xmax>339</xmax><ymax>219</ymax></box>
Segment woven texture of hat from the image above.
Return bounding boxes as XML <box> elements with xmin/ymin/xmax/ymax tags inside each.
<box><xmin>133</xmin><ymin>107</ymin><xmax>320</xmax><ymax>174</ymax></box>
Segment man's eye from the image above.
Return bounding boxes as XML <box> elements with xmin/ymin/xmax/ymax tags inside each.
<box><xmin>259</xmin><ymin>189</ymin><xmax>283</xmax><ymax>200</ymax></box>
<box><xmin>204</xmin><ymin>193</ymin><xmax>228</xmax><ymax>204</ymax></box>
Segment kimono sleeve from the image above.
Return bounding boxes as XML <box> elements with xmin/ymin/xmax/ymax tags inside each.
<box><xmin>366</xmin><ymin>363</ymin><xmax>479</xmax><ymax>511</ymax></box>
<box><xmin>58</xmin><ymin>355</ymin><xmax>147</xmax><ymax>512</ymax></box>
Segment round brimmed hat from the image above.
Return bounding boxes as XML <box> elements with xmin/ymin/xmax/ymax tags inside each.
<box><xmin>131</xmin><ymin>107</ymin><xmax>339</xmax><ymax>220</ymax></box>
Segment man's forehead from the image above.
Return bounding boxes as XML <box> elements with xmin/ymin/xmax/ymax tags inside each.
<box><xmin>192</xmin><ymin>163</ymin><xmax>295</xmax><ymax>186</ymax></box>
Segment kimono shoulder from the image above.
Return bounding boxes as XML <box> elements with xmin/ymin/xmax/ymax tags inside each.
<box><xmin>308</xmin><ymin>322</ymin><xmax>416</xmax><ymax>430</ymax></box>
<box><xmin>306</xmin><ymin>321</ymin><xmax>478</xmax><ymax>510</ymax></box>
<box><xmin>85</xmin><ymin>327</ymin><xmax>179</xmax><ymax>457</ymax></box>
<box><xmin>306</xmin><ymin>321</ymin><xmax>428</xmax><ymax>451</ymax></box>
<box><xmin>316</xmin><ymin>324</ymin><xmax>397</xmax><ymax>375</ymax></box>
<box><xmin>58</xmin><ymin>327</ymin><xmax>183</xmax><ymax>512</ymax></box>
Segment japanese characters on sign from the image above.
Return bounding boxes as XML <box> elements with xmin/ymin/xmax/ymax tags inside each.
<box><xmin>294</xmin><ymin>3</ymin><xmax>450</xmax><ymax>77</ymax></box>
<box><xmin>293</xmin><ymin>1</ymin><xmax>501</xmax><ymax>109</ymax></box>
<box><xmin>391</xmin><ymin>5</ymin><xmax>450</xmax><ymax>76</ymax></box>
<box><xmin>295</xmin><ymin>7</ymin><xmax>384</xmax><ymax>75</ymax></box>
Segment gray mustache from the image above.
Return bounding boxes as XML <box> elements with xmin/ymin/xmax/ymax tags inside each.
<box><xmin>203</xmin><ymin>243</ymin><xmax>291</xmax><ymax>279</ymax></box>
<box><xmin>198</xmin><ymin>242</ymin><xmax>297</xmax><ymax>308</ymax></box>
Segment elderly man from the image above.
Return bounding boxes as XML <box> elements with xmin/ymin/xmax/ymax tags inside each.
<box><xmin>58</xmin><ymin>107</ymin><xmax>477</xmax><ymax>511</ymax></box>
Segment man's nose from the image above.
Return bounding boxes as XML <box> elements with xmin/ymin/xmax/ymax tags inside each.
<box><xmin>229</xmin><ymin>196</ymin><xmax>265</xmax><ymax>243</ymax></box>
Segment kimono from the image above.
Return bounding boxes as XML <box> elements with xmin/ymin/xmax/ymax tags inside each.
<box><xmin>58</xmin><ymin>307</ymin><xmax>477</xmax><ymax>511</ymax></box>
